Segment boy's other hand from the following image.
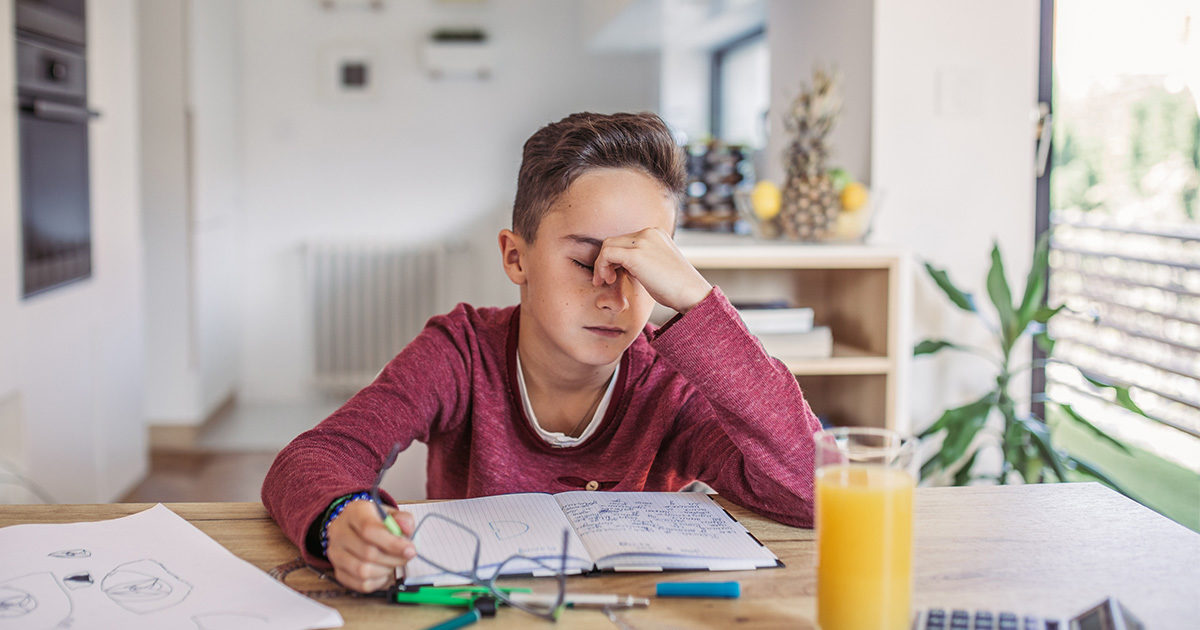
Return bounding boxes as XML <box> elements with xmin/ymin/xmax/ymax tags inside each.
<box><xmin>593</xmin><ymin>227</ymin><xmax>712</xmax><ymax>313</ymax></box>
<box><xmin>325</xmin><ymin>501</ymin><xmax>417</xmax><ymax>593</ymax></box>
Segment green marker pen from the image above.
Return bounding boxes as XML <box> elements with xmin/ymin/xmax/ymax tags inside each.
<box><xmin>371</xmin><ymin>443</ymin><xmax>407</xmax><ymax>538</ymax></box>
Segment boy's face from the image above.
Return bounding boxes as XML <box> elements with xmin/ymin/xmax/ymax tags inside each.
<box><xmin>502</xmin><ymin>167</ymin><xmax>676</xmax><ymax>369</ymax></box>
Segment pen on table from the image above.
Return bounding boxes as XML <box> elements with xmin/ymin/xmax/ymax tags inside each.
<box><xmin>391</xmin><ymin>585</ymin><xmax>530</xmax><ymax>607</ymax></box>
<box><xmin>507</xmin><ymin>592</ymin><xmax>650</xmax><ymax>609</ymax></box>
<box><xmin>655</xmin><ymin>581</ymin><xmax>741</xmax><ymax>598</ymax></box>
<box><xmin>422</xmin><ymin>608</ymin><xmax>481</xmax><ymax>630</ymax></box>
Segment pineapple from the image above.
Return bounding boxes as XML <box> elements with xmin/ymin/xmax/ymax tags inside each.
<box><xmin>777</xmin><ymin>67</ymin><xmax>842</xmax><ymax>240</ymax></box>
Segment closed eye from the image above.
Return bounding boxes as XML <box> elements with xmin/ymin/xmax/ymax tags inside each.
<box><xmin>572</xmin><ymin>259</ymin><xmax>595</xmax><ymax>272</ymax></box>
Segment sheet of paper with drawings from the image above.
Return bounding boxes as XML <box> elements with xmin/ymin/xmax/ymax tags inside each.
<box><xmin>0</xmin><ymin>504</ymin><xmax>342</xmax><ymax>630</ymax></box>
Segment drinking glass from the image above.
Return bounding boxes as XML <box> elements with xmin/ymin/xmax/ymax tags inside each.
<box><xmin>814</xmin><ymin>427</ymin><xmax>916</xmax><ymax>630</ymax></box>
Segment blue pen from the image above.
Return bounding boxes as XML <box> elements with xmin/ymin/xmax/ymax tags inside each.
<box><xmin>656</xmin><ymin>581</ymin><xmax>741</xmax><ymax>598</ymax></box>
<box><xmin>423</xmin><ymin>608</ymin><xmax>481</xmax><ymax>630</ymax></box>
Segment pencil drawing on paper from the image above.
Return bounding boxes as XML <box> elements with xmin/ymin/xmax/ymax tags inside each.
<box><xmin>193</xmin><ymin>612</ymin><xmax>269</xmax><ymax>629</ymax></box>
<box><xmin>488</xmin><ymin>520</ymin><xmax>530</xmax><ymax>540</ymax></box>
<box><xmin>0</xmin><ymin>572</ymin><xmax>72</xmax><ymax>626</ymax></box>
<box><xmin>48</xmin><ymin>548</ymin><xmax>92</xmax><ymax>559</ymax></box>
<box><xmin>101</xmin><ymin>559</ymin><xmax>192</xmax><ymax>614</ymax></box>
<box><xmin>63</xmin><ymin>571</ymin><xmax>94</xmax><ymax>589</ymax></box>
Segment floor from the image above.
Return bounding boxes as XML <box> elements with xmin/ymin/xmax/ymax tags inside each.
<box><xmin>120</xmin><ymin>451</ymin><xmax>279</xmax><ymax>503</ymax></box>
<box><xmin>119</xmin><ymin>399</ymin><xmax>339</xmax><ymax>503</ymax></box>
<box><xmin>120</xmin><ymin>397</ymin><xmax>429</xmax><ymax>503</ymax></box>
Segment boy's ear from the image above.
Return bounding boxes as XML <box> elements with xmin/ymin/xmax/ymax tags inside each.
<box><xmin>498</xmin><ymin>229</ymin><xmax>528</xmax><ymax>286</ymax></box>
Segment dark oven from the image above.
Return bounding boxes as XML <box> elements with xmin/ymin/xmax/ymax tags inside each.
<box><xmin>15</xmin><ymin>0</ymin><xmax>96</xmax><ymax>297</ymax></box>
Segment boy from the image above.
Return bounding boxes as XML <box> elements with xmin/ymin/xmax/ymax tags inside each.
<box><xmin>262</xmin><ymin>112</ymin><xmax>821</xmax><ymax>594</ymax></box>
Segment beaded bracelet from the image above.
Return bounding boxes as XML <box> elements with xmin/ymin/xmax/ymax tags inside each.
<box><xmin>319</xmin><ymin>491</ymin><xmax>373</xmax><ymax>555</ymax></box>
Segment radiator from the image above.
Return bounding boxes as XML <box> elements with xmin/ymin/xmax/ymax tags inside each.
<box><xmin>306</xmin><ymin>241</ymin><xmax>451</xmax><ymax>392</ymax></box>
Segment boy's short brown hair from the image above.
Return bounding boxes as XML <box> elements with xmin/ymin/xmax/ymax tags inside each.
<box><xmin>512</xmin><ymin>112</ymin><xmax>686</xmax><ymax>242</ymax></box>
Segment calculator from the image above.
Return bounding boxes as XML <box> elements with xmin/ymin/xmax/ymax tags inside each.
<box><xmin>914</xmin><ymin>608</ymin><xmax>1060</xmax><ymax>630</ymax></box>
<box><xmin>916</xmin><ymin>598</ymin><xmax>1144</xmax><ymax>630</ymax></box>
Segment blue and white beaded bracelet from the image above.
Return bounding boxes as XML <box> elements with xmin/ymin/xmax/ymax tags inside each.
<box><xmin>319</xmin><ymin>491</ymin><xmax>373</xmax><ymax>555</ymax></box>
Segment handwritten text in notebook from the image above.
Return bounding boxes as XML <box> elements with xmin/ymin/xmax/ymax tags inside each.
<box><xmin>560</xmin><ymin>494</ymin><xmax>737</xmax><ymax>537</ymax></box>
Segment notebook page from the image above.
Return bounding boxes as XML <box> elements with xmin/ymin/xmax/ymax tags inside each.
<box><xmin>555</xmin><ymin>492</ymin><xmax>779</xmax><ymax>571</ymax></box>
<box><xmin>399</xmin><ymin>493</ymin><xmax>593</xmax><ymax>585</ymax></box>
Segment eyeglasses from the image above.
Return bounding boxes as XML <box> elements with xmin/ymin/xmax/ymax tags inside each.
<box><xmin>370</xmin><ymin>444</ymin><xmax>569</xmax><ymax>621</ymax></box>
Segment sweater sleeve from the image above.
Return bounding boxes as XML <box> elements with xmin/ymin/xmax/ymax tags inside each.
<box><xmin>649</xmin><ymin>286</ymin><xmax>821</xmax><ymax>528</ymax></box>
<box><xmin>260</xmin><ymin>311</ymin><xmax>474</xmax><ymax>567</ymax></box>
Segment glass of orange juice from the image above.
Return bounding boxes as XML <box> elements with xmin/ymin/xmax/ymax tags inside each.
<box><xmin>814</xmin><ymin>427</ymin><xmax>916</xmax><ymax>630</ymax></box>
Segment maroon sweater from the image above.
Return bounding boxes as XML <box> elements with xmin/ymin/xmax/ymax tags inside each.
<box><xmin>262</xmin><ymin>287</ymin><xmax>821</xmax><ymax>566</ymax></box>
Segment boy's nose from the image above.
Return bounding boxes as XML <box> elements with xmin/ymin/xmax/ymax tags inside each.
<box><xmin>596</xmin><ymin>268</ymin><xmax>631</xmax><ymax>312</ymax></box>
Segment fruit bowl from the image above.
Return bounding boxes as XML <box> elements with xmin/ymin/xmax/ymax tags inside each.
<box><xmin>734</xmin><ymin>184</ymin><xmax>881</xmax><ymax>244</ymax></box>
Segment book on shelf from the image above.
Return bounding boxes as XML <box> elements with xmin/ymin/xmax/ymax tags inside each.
<box><xmin>756</xmin><ymin>326</ymin><xmax>833</xmax><ymax>359</ymax></box>
<box><xmin>399</xmin><ymin>492</ymin><xmax>781</xmax><ymax>586</ymax></box>
<box><xmin>732</xmin><ymin>300</ymin><xmax>815</xmax><ymax>335</ymax></box>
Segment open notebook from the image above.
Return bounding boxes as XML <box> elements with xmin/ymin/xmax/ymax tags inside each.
<box><xmin>399</xmin><ymin>491</ymin><xmax>781</xmax><ymax>586</ymax></box>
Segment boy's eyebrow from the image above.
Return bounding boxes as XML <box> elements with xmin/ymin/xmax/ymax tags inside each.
<box><xmin>562</xmin><ymin>234</ymin><xmax>603</xmax><ymax>247</ymax></box>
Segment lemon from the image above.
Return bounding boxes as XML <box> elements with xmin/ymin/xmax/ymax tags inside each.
<box><xmin>840</xmin><ymin>182</ymin><xmax>868</xmax><ymax>212</ymax></box>
<box><xmin>750</xmin><ymin>181</ymin><xmax>782</xmax><ymax>221</ymax></box>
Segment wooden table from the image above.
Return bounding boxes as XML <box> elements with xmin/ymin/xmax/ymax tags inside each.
<box><xmin>2</xmin><ymin>483</ymin><xmax>1198</xmax><ymax>628</ymax></box>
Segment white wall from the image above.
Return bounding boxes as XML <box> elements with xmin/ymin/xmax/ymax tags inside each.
<box><xmin>0</xmin><ymin>0</ymin><xmax>146</xmax><ymax>502</ymax></box>
<box><xmin>765</xmin><ymin>0</ymin><xmax>874</xmax><ymax>186</ymax></box>
<box><xmin>871</xmin><ymin>0</ymin><xmax>1040</xmax><ymax>431</ymax></box>
<box><xmin>236</xmin><ymin>0</ymin><xmax>659</xmax><ymax>403</ymax></box>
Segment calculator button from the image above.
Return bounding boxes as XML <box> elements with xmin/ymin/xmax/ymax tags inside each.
<box><xmin>950</xmin><ymin>610</ymin><xmax>970</xmax><ymax>629</ymax></box>
<box><xmin>1023</xmin><ymin>617</ymin><xmax>1041</xmax><ymax>630</ymax></box>
<box><xmin>999</xmin><ymin>612</ymin><xmax>1019</xmax><ymax>630</ymax></box>
<box><xmin>975</xmin><ymin>611</ymin><xmax>994</xmax><ymax>630</ymax></box>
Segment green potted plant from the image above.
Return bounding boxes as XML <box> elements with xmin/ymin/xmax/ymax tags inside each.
<box><xmin>915</xmin><ymin>234</ymin><xmax>1145</xmax><ymax>493</ymax></box>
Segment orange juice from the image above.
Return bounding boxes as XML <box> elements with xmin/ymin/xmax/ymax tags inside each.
<box><xmin>816</xmin><ymin>464</ymin><xmax>914</xmax><ymax>630</ymax></box>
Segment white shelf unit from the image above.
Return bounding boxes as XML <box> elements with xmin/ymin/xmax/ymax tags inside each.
<box><xmin>679</xmin><ymin>236</ymin><xmax>912</xmax><ymax>433</ymax></box>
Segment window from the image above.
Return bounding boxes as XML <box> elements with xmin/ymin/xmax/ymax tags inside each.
<box><xmin>712</xmin><ymin>29</ymin><xmax>768</xmax><ymax>149</ymax></box>
<box><xmin>1040</xmin><ymin>0</ymin><xmax>1200</xmax><ymax>469</ymax></box>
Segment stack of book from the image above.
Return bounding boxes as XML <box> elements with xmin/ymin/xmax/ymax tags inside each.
<box><xmin>734</xmin><ymin>301</ymin><xmax>833</xmax><ymax>359</ymax></box>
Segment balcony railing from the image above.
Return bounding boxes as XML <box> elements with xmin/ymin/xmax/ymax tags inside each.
<box><xmin>1048</xmin><ymin>212</ymin><xmax>1200</xmax><ymax>439</ymax></box>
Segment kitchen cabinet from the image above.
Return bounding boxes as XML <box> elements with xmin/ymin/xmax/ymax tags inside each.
<box><xmin>138</xmin><ymin>0</ymin><xmax>239</xmax><ymax>434</ymax></box>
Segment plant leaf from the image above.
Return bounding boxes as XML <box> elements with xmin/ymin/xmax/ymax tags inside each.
<box><xmin>918</xmin><ymin>391</ymin><xmax>995</xmax><ymax>438</ymax></box>
<box><xmin>1016</xmin><ymin>415</ymin><xmax>1070</xmax><ymax>482</ymax></box>
<box><xmin>1033</xmin><ymin>304</ymin><xmax>1065</xmax><ymax>324</ymax></box>
<box><xmin>1017</xmin><ymin>232</ymin><xmax>1051</xmax><ymax>334</ymax></box>
<box><xmin>986</xmin><ymin>242</ymin><xmax>1018</xmax><ymax>348</ymax></box>
<box><xmin>1055</xmin><ymin>402</ymin><xmax>1133</xmax><ymax>455</ymax></box>
<box><xmin>924</xmin><ymin>262</ymin><xmax>977</xmax><ymax>313</ymax></box>
<box><xmin>1079</xmin><ymin>370</ymin><xmax>1152</xmax><ymax>417</ymax></box>
<box><xmin>1069</xmin><ymin>454</ymin><xmax>1136</xmax><ymax>498</ymax></box>
<box><xmin>915</xmin><ymin>339</ymin><xmax>964</xmax><ymax>356</ymax></box>
<box><xmin>952</xmin><ymin>448</ymin><xmax>980</xmax><ymax>486</ymax></box>
<box><xmin>1034</xmin><ymin>330</ymin><xmax>1056</xmax><ymax>354</ymax></box>
<box><xmin>920</xmin><ymin>453</ymin><xmax>942</xmax><ymax>482</ymax></box>
<box><xmin>938</xmin><ymin>403</ymin><xmax>992</xmax><ymax>469</ymax></box>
